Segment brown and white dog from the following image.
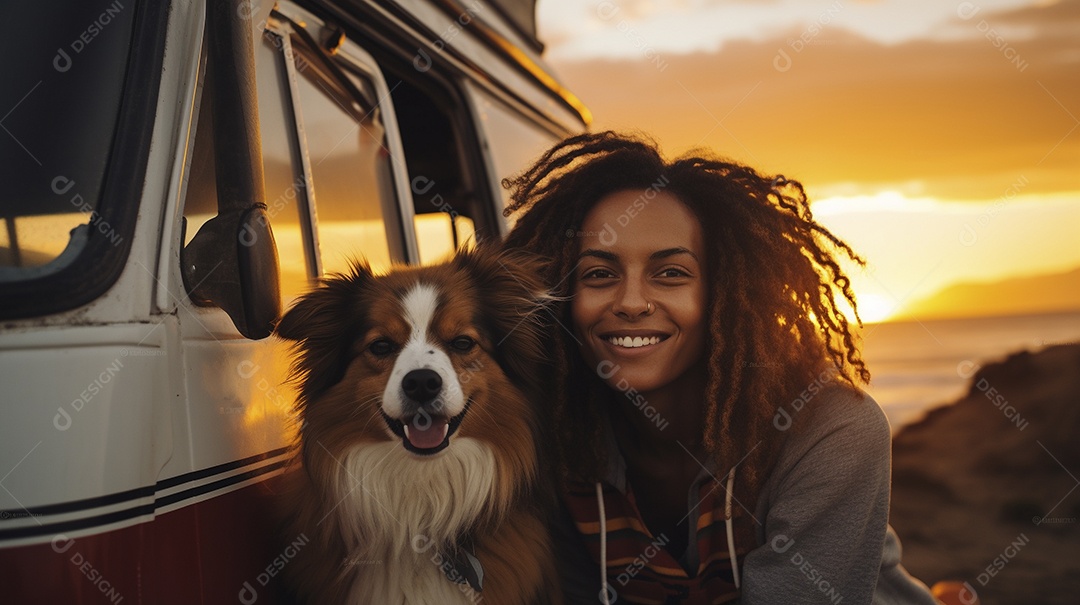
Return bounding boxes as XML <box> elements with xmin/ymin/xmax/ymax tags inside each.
<box><xmin>275</xmin><ymin>245</ymin><xmax>560</xmax><ymax>604</ymax></box>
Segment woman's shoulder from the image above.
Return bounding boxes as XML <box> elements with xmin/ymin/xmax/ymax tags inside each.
<box><xmin>800</xmin><ymin>381</ymin><xmax>889</xmax><ymax>439</ymax></box>
<box><xmin>776</xmin><ymin>381</ymin><xmax>892</xmax><ymax>467</ymax></box>
<box><xmin>759</xmin><ymin>382</ymin><xmax>893</xmax><ymax>511</ymax></box>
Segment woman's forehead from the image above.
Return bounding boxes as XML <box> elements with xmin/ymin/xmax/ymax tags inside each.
<box><xmin>578</xmin><ymin>190</ymin><xmax>704</xmax><ymax>257</ymax></box>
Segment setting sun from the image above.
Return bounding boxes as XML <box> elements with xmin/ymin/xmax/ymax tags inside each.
<box><xmin>853</xmin><ymin>292</ymin><xmax>897</xmax><ymax>324</ymax></box>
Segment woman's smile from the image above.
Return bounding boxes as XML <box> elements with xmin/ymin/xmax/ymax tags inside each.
<box><xmin>600</xmin><ymin>328</ymin><xmax>670</xmax><ymax>347</ymax></box>
<box><xmin>599</xmin><ymin>332</ymin><xmax>671</xmax><ymax>360</ymax></box>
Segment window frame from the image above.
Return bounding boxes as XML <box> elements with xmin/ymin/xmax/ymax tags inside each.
<box><xmin>0</xmin><ymin>0</ymin><xmax>169</xmax><ymax>320</ymax></box>
<box><xmin>179</xmin><ymin>10</ymin><xmax>418</xmax><ymax>323</ymax></box>
<box><xmin>262</xmin><ymin>25</ymin><xmax>322</xmax><ymax>281</ymax></box>
<box><xmin>279</xmin><ymin>0</ymin><xmax>514</xmax><ymax>261</ymax></box>
<box><xmin>271</xmin><ymin>7</ymin><xmax>419</xmax><ymax>269</ymax></box>
<box><xmin>378</xmin><ymin>54</ymin><xmax>501</xmax><ymax>248</ymax></box>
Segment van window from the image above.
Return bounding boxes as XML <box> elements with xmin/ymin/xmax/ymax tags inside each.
<box><xmin>383</xmin><ymin>72</ymin><xmax>486</xmax><ymax>264</ymax></box>
<box><xmin>467</xmin><ymin>85</ymin><xmax>558</xmax><ymax>216</ymax></box>
<box><xmin>0</xmin><ymin>1</ymin><xmax>136</xmax><ymax>280</ymax></box>
<box><xmin>290</xmin><ymin>46</ymin><xmax>396</xmax><ymax>277</ymax></box>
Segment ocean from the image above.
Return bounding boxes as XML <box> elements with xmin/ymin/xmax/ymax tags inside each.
<box><xmin>857</xmin><ymin>310</ymin><xmax>1080</xmax><ymax>433</ymax></box>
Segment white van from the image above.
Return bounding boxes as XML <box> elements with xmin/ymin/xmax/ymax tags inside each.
<box><xmin>0</xmin><ymin>1</ymin><xmax>586</xmax><ymax>602</ymax></box>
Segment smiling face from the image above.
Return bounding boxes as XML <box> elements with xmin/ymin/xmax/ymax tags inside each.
<box><xmin>571</xmin><ymin>190</ymin><xmax>709</xmax><ymax>395</ymax></box>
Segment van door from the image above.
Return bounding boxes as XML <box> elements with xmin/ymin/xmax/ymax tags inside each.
<box><xmin>174</xmin><ymin>4</ymin><xmax>419</xmax><ymax>475</ymax></box>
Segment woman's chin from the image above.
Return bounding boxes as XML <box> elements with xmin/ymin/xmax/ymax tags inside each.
<box><xmin>601</xmin><ymin>372</ymin><xmax>666</xmax><ymax>397</ymax></box>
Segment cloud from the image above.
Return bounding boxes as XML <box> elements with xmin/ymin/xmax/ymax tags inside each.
<box><xmin>539</xmin><ymin>0</ymin><xmax>1052</xmax><ymax>59</ymax></box>
<box><xmin>544</xmin><ymin>1</ymin><xmax>1079</xmax><ymax>200</ymax></box>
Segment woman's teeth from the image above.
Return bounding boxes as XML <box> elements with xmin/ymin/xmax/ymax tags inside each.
<box><xmin>607</xmin><ymin>336</ymin><xmax>662</xmax><ymax>348</ymax></box>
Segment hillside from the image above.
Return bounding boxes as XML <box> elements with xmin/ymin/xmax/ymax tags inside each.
<box><xmin>890</xmin><ymin>344</ymin><xmax>1080</xmax><ymax>605</ymax></box>
<box><xmin>893</xmin><ymin>267</ymin><xmax>1080</xmax><ymax>320</ymax></box>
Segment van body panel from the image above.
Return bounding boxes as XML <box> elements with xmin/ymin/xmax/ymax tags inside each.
<box><xmin>2</xmin><ymin>480</ymin><xmax>288</xmax><ymax>604</ymax></box>
<box><xmin>0</xmin><ymin>323</ymin><xmax>172</xmax><ymax>543</ymax></box>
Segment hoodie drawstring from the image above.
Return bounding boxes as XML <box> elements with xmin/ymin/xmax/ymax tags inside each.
<box><xmin>725</xmin><ymin>468</ymin><xmax>739</xmax><ymax>589</ymax></box>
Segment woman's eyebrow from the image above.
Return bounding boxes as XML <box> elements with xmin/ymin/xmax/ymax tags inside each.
<box><xmin>578</xmin><ymin>248</ymin><xmax>617</xmax><ymax>261</ymax></box>
<box><xmin>578</xmin><ymin>247</ymin><xmax>700</xmax><ymax>262</ymax></box>
<box><xmin>650</xmin><ymin>247</ymin><xmax>699</xmax><ymax>262</ymax></box>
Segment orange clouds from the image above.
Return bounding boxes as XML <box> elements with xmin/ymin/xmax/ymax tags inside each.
<box><xmin>545</xmin><ymin>1</ymin><xmax>1080</xmax><ymax>200</ymax></box>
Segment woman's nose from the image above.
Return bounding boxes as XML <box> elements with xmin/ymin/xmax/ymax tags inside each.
<box><xmin>612</xmin><ymin>282</ymin><xmax>652</xmax><ymax>319</ymax></box>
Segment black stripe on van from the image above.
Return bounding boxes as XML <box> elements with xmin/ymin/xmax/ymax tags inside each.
<box><xmin>0</xmin><ymin>448</ymin><xmax>291</xmax><ymax>541</ymax></box>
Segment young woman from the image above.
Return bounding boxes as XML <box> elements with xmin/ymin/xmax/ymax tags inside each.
<box><xmin>502</xmin><ymin>132</ymin><xmax>941</xmax><ymax>604</ymax></box>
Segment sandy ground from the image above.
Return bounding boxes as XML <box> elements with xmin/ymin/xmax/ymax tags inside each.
<box><xmin>889</xmin><ymin>344</ymin><xmax>1080</xmax><ymax>605</ymax></box>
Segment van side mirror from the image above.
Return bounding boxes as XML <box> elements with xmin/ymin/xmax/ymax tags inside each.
<box><xmin>182</xmin><ymin>205</ymin><xmax>280</xmax><ymax>339</ymax></box>
<box><xmin>178</xmin><ymin>1</ymin><xmax>280</xmax><ymax>340</ymax></box>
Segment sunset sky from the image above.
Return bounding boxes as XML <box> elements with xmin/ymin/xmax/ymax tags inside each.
<box><xmin>536</xmin><ymin>0</ymin><xmax>1080</xmax><ymax>322</ymax></box>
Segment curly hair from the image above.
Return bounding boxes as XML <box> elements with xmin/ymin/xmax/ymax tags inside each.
<box><xmin>501</xmin><ymin>131</ymin><xmax>870</xmax><ymax>507</ymax></box>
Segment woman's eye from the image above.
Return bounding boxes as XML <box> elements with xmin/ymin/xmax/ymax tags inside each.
<box><xmin>658</xmin><ymin>267</ymin><xmax>690</xmax><ymax>279</ymax></box>
<box><xmin>582</xmin><ymin>268</ymin><xmax>615</xmax><ymax>280</ymax></box>
<box><xmin>368</xmin><ymin>338</ymin><xmax>396</xmax><ymax>357</ymax></box>
<box><xmin>450</xmin><ymin>336</ymin><xmax>476</xmax><ymax>352</ymax></box>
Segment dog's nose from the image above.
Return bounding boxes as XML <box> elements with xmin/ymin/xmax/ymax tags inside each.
<box><xmin>402</xmin><ymin>369</ymin><xmax>442</xmax><ymax>403</ymax></box>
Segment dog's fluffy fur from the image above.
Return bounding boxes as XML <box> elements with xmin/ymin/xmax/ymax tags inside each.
<box><xmin>275</xmin><ymin>245</ymin><xmax>559</xmax><ymax>604</ymax></box>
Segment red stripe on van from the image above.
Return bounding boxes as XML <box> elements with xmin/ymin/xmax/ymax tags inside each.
<box><xmin>0</xmin><ymin>476</ymin><xmax>294</xmax><ymax>605</ymax></box>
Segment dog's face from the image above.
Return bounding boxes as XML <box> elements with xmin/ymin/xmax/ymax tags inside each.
<box><xmin>351</xmin><ymin>270</ymin><xmax>513</xmax><ymax>457</ymax></box>
<box><xmin>276</xmin><ymin>245</ymin><xmax>549</xmax><ymax>462</ymax></box>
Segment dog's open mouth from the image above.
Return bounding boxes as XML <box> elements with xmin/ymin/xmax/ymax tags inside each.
<box><xmin>381</xmin><ymin>400</ymin><xmax>473</xmax><ymax>456</ymax></box>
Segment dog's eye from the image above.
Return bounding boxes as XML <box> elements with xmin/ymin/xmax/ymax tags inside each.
<box><xmin>450</xmin><ymin>336</ymin><xmax>476</xmax><ymax>352</ymax></box>
<box><xmin>368</xmin><ymin>338</ymin><xmax>396</xmax><ymax>357</ymax></box>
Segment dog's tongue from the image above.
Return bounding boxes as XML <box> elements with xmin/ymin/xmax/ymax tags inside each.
<box><xmin>404</xmin><ymin>419</ymin><xmax>450</xmax><ymax>450</ymax></box>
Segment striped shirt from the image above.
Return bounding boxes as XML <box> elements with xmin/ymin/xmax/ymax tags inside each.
<box><xmin>562</xmin><ymin>453</ymin><xmax>756</xmax><ymax>604</ymax></box>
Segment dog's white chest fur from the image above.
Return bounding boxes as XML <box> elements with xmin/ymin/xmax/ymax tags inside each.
<box><xmin>334</xmin><ymin>438</ymin><xmax>498</xmax><ymax>604</ymax></box>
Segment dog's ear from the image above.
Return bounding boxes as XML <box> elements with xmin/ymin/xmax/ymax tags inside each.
<box><xmin>454</xmin><ymin>243</ymin><xmax>554</xmax><ymax>394</ymax></box>
<box><xmin>276</xmin><ymin>262</ymin><xmax>375</xmax><ymax>406</ymax></box>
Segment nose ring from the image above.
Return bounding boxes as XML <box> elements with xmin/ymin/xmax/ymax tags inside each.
<box><xmin>646</xmin><ymin>301</ymin><xmax>654</xmax><ymax>315</ymax></box>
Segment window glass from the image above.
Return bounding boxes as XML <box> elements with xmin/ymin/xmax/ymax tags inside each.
<box><xmin>415</xmin><ymin>214</ymin><xmax>475</xmax><ymax>265</ymax></box>
<box><xmin>467</xmin><ymin>85</ymin><xmax>557</xmax><ymax>229</ymax></box>
<box><xmin>382</xmin><ymin>74</ymin><xmax>490</xmax><ymax>264</ymax></box>
<box><xmin>291</xmin><ymin>49</ymin><xmax>395</xmax><ymax>276</ymax></box>
<box><xmin>0</xmin><ymin>1</ymin><xmax>136</xmax><ymax>280</ymax></box>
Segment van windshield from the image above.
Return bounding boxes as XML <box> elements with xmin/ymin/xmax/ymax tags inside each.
<box><xmin>0</xmin><ymin>1</ymin><xmax>136</xmax><ymax>281</ymax></box>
